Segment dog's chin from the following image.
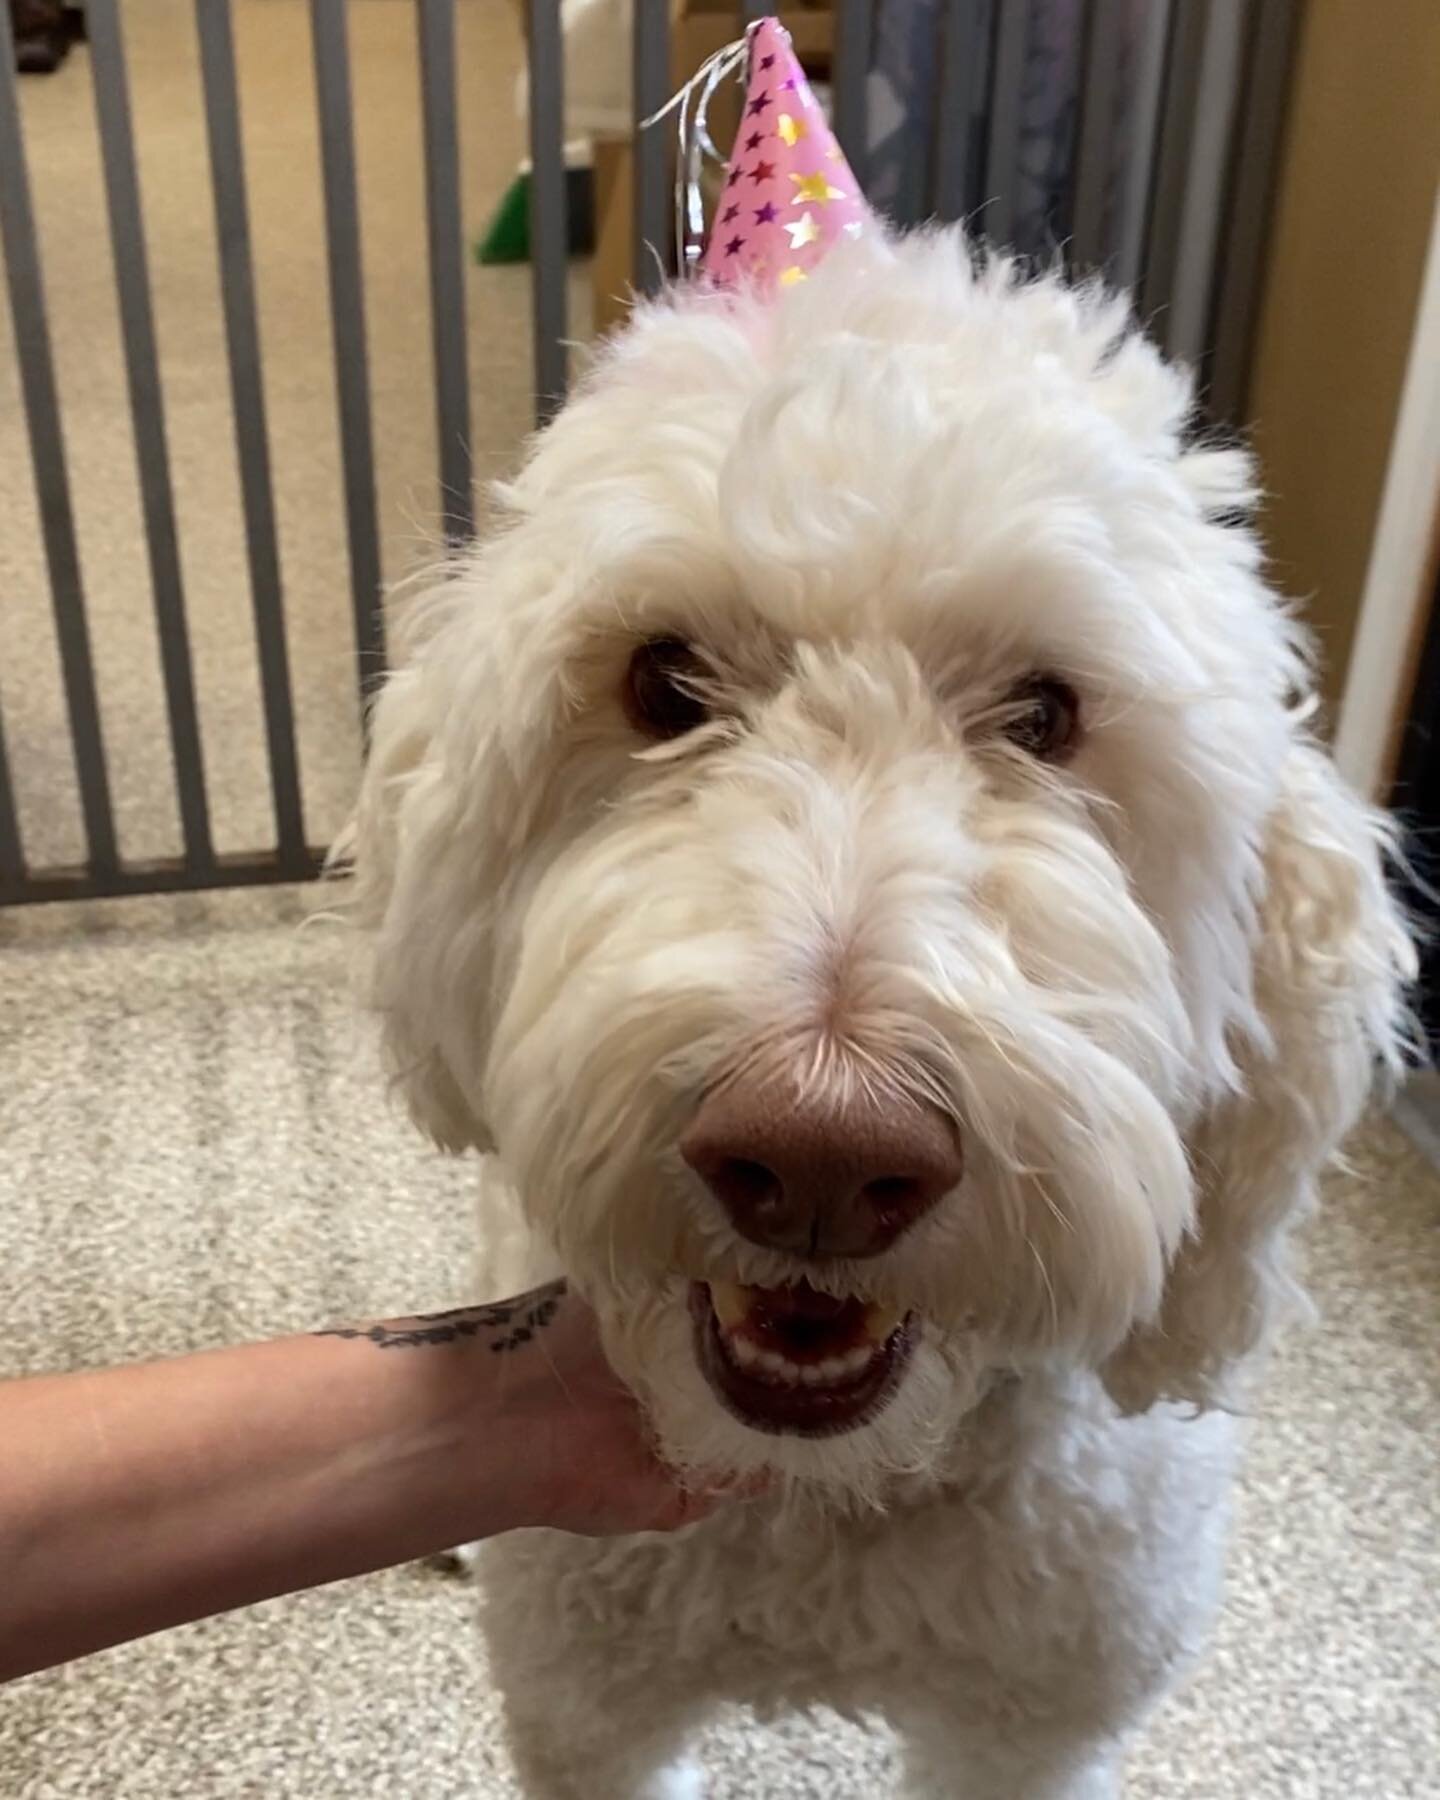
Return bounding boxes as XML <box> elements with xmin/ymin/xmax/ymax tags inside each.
<box><xmin>598</xmin><ymin>1280</ymin><xmax>989</xmax><ymax>1506</ymax></box>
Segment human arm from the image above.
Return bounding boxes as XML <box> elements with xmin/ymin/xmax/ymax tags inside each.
<box><xmin>0</xmin><ymin>1281</ymin><xmax>708</xmax><ymax>1682</ymax></box>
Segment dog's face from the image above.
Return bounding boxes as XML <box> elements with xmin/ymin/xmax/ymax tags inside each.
<box><xmin>353</xmin><ymin>235</ymin><xmax>1405</xmax><ymax>1500</ymax></box>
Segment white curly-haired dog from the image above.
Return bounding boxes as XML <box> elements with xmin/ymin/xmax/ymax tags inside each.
<box><xmin>347</xmin><ymin>229</ymin><xmax>1412</xmax><ymax>1798</ymax></box>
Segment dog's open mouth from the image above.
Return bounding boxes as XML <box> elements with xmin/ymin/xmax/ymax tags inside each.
<box><xmin>688</xmin><ymin>1279</ymin><xmax>914</xmax><ymax>1437</ymax></box>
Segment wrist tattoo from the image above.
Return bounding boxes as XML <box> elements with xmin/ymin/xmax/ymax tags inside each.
<box><xmin>315</xmin><ymin>1278</ymin><xmax>567</xmax><ymax>1352</ymax></box>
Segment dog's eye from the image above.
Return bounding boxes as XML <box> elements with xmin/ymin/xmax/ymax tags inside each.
<box><xmin>1002</xmin><ymin>677</ymin><xmax>1080</xmax><ymax>762</ymax></box>
<box><xmin>625</xmin><ymin>639</ymin><xmax>711</xmax><ymax>740</ymax></box>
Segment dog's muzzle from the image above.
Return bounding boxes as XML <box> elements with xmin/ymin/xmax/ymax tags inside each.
<box><xmin>679</xmin><ymin>1066</ymin><xmax>963</xmax><ymax>1260</ymax></box>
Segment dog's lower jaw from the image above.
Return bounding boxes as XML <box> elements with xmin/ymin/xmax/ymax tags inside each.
<box><xmin>595</xmin><ymin>1281</ymin><xmax>1000</xmax><ymax>1512</ymax></box>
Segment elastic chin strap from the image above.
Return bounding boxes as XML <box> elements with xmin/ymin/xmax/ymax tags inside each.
<box><xmin>640</xmin><ymin>23</ymin><xmax>758</xmax><ymax>279</ymax></box>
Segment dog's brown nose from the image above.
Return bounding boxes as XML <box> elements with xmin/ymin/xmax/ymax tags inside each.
<box><xmin>680</xmin><ymin>1074</ymin><xmax>962</xmax><ymax>1259</ymax></box>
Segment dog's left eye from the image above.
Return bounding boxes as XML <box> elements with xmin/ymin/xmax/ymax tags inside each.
<box><xmin>1001</xmin><ymin>676</ymin><xmax>1080</xmax><ymax>762</ymax></box>
<box><xmin>625</xmin><ymin>639</ymin><xmax>711</xmax><ymax>740</ymax></box>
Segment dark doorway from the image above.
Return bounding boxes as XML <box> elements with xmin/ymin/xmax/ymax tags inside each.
<box><xmin>1390</xmin><ymin>567</ymin><xmax>1440</xmax><ymax>1046</ymax></box>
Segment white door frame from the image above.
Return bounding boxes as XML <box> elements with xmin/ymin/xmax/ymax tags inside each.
<box><xmin>1335</xmin><ymin>186</ymin><xmax>1440</xmax><ymax>800</ymax></box>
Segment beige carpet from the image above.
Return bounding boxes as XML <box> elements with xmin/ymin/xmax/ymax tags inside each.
<box><xmin>0</xmin><ymin>887</ymin><xmax>1438</xmax><ymax>1799</ymax></box>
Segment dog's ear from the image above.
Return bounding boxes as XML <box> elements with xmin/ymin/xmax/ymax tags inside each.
<box><xmin>336</xmin><ymin>647</ymin><xmax>489</xmax><ymax>1153</ymax></box>
<box><xmin>338</xmin><ymin>565</ymin><xmax>540</xmax><ymax>1156</ymax></box>
<box><xmin>1102</xmin><ymin>741</ymin><xmax>1414</xmax><ymax>1414</ymax></box>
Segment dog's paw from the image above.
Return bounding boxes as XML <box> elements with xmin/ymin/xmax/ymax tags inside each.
<box><xmin>640</xmin><ymin>1757</ymin><xmax>706</xmax><ymax>1800</ymax></box>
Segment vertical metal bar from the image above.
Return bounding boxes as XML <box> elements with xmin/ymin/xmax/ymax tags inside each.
<box><xmin>0</xmin><ymin>0</ymin><xmax>118</xmax><ymax>875</ymax></box>
<box><xmin>310</xmin><ymin>0</ymin><xmax>386</xmax><ymax>709</ymax></box>
<box><xmin>889</xmin><ymin>9</ymin><xmax>941</xmax><ymax>230</ymax></box>
<box><xmin>87</xmin><ymin>0</ymin><xmax>214</xmax><ymax>870</ymax></box>
<box><xmin>416</xmin><ymin>0</ymin><xmax>473</xmax><ymax>542</ymax></box>
<box><xmin>194</xmin><ymin>0</ymin><xmax>308</xmax><ymax>867</ymax></box>
<box><xmin>1138</xmin><ymin>0</ymin><xmax>1211</xmax><ymax>336</ymax></box>
<box><xmin>739</xmin><ymin>0</ymin><xmax>768</xmax><ymax>24</ymax></box>
<box><xmin>1110</xmin><ymin>0</ymin><xmax>1171</xmax><ymax>295</ymax></box>
<box><xmin>527</xmin><ymin>0</ymin><xmax>568</xmax><ymax>422</ymax></box>
<box><xmin>932</xmin><ymin>0</ymin><xmax>995</xmax><ymax>225</ymax></box>
<box><xmin>0</xmin><ymin>704</ymin><xmax>23</xmax><ymax>890</ymax></box>
<box><xmin>832</xmin><ymin>0</ymin><xmax>873</xmax><ymax>193</ymax></box>
<box><xmin>1068</xmin><ymin>0</ymin><xmax>1126</xmax><ymax>273</ymax></box>
<box><xmin>632</xmin><ymin>0</ymin><xmax>669</xmax><ymax>296</ymax></box>
<box><xmin>1161</xmin><ymin>0</ymin><xmax>1246</xmax><ymax>368</ymax></box>
<box><xmin>1206</xmin><ymin>0</ymin><xmax>1301</xmax><ymax>423</ymax></box>
<box><xmin>981</xmin><ymin>0</ymin><xmax>1030</xmax><ymax>250</ymax></box>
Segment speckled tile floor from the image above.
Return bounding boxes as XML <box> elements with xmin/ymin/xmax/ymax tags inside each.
<box><xmin>0</xmin><ymin>888</ymin><xmax>1437</xmax><ymax>1799</ymax></box>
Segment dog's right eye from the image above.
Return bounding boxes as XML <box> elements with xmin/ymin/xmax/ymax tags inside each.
<box><xmin>625</xmin><ymin>639</ymin><xmax>711</xmax><ymax>740</ymax></box>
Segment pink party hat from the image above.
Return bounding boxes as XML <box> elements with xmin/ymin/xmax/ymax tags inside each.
<box><xmin>699</xmin><ymin>17</ymin><xmax>872</xmax><ymax>294</ymax></box>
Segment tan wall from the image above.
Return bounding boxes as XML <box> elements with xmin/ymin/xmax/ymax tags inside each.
<box><xmin>1247</xmin><ymin>0</ymin><xmax>1440</xmax><ymax>712</ymax></box>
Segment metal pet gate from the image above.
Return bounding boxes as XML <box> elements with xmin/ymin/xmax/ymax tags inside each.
<box><xmin>0</xmin><ymin>0</ymin><xmax>1298</xmax><ymax>907</ymax></box>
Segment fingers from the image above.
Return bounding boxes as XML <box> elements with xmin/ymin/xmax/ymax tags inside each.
<box><xmin>641</xmin><ymin>1464</ymin><xmax>773</xmax><ymax>1533</ymax></box>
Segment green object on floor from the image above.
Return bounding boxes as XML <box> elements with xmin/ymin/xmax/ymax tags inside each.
<box><xmin>477</xmin><ymin>171</ymin><xmax>531</xmax><ymax>265</ymax></box>
<box><xmin>475</xmin><ymin>164</ymin><xmax>596</xmax><ymax>266</ymax></box>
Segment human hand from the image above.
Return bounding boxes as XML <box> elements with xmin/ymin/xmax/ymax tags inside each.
<box><xmin>389</xmin><ymin>1280</ymin><xmax>754</xmax><ymax>1538</ymax></box>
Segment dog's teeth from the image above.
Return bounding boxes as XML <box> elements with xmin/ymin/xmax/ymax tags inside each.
<box><xmin>720</xmin><ymin>1334</ymin><xmax>880</xmax><ymax>1389</ymax></box>
<box><xmin>862</xmin><ymin>1302</ymin><xmax>905</xmax><ymax>1342</ymax></box>
<box><xmin>709</xmin><ymin>1281</ymin><xmax>749</xmax><ymax>1328</ymax></box>
<box><xmin>709</xmin><ymin>1286</ymin><xmax>905</xmax><ymax>1392</ymax></box>
<box><xmin>752</xmin><ymin>1350</ymin><xmax>806</xmax><ymax>1388</ymax></box>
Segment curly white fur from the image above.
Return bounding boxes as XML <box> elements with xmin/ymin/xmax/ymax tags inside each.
<box><xmin>343</xmin><ymin>230</ymin><xmax>1413</xmax><ymax>1797</ymax></box>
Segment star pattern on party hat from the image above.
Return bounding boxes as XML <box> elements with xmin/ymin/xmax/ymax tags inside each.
<box><xmin>698</xmin><ymin>16</ymin><xmax>872</xmax><ymax>297</ymax></box>
<box><xmin>790</xmin><ymin>170</ymin><xmax>847</xmax><ymax>207</ymax></box>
